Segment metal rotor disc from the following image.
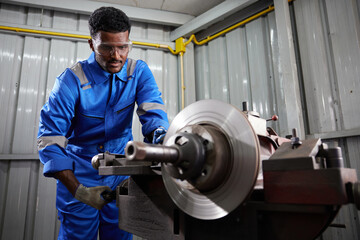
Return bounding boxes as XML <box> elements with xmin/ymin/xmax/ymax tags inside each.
<box><xmin>162</xmin><ymin>99</ymin><xmax>260</xmax><ymax>220</ymax></box>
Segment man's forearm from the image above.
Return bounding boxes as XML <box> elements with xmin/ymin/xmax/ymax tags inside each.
<box><xmin>54</xmin><ymin>170</ymin><xmax>80</xmax><ymax>196</ymax></box>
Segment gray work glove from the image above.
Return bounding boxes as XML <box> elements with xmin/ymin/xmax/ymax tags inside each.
<box><xmin>74</xmin><ymin>184</ymin><xmax>112</xmax><ymax>210</ymax></box>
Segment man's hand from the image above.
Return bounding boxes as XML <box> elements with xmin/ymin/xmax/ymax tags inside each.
<box><xmin>152</xmin><ymin>127</ymin><xmax>167</xmax><ymax>144</ymax></box>
<box><xmin>54</xmin><ymin>170</ymin><xmax>112</xmax><ymax>210</ymax></box>
<box><xmin>74</xmin><ymin>184</ymin><xmax>112</xmax><ymax>210</ymax></box>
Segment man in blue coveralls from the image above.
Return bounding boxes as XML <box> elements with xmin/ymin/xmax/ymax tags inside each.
<box><xmin>37</xmin><ymin>6</ymin><xmax>169</xmax><ymax>240</ymax></box>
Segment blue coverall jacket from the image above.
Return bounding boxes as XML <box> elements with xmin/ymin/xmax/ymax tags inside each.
<box><xmin>37</xmin><ymin>52</ymin><xmax>169</xmax><ymax>239</ymax></box>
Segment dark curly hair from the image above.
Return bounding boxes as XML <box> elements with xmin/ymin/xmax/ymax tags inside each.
<box><xmin>88</xmin><ymin>7</ymin><xmax>131</xmax><ymax>37</ymax></box>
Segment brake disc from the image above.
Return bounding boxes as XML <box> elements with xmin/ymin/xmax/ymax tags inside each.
<box><xmin>162</xmin><ymin>99</ymin><xmax>260</xmax><ymax>220</ymax></box>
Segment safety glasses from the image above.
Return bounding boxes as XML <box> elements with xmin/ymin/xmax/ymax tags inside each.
<box><xmin>92</xmin><ymin>40</ymin><xmax>132</xmax><ymax>56</ymax></box>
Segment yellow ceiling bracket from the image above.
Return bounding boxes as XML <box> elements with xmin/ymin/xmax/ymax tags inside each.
<box><xmin>175</xmin><ymin>37</ymin><xmax>186</xmax><ymax>54</ymax></box>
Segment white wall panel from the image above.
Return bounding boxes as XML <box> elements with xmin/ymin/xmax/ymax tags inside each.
<box><xmin>0</xmin><ymin>33</ymin><xmax>23</xmax><ymax>153</ymax></box>
<box><xmin>294</xmin><ymin>0</ymin><xmax>360</xmax><ymax>133</ymax></box>
<box><xmin>76</xmin><ymin>41</ymin><xmax>92</xmax><ymax>62</ymax></box>
<box><xmin>323</xmin><ymin>0</ymin><xmax>360</xmax><ymax>130</ymax></box>
<box><xmin>0</xmin><ymin>3</ymin><xmax>27</xmax><ymax>24</ymax></box>
<box><xmin>267</xmin><ymin>13</ymin><xmax>286</xmax><ymax>135</ymax></box>
<box><xmin>226</xmin><ymin>27</ymin><xmax>251</xmax><ymax>110</ymax></box>
<box><xmin>1</xmin><ymin>161</ymin><xmax>32</xmax><ymax>240</ymax></box>
<box><xmin>163</xmin><ymin>51</ymin><xmax>179</xmax><ymax>121</ymax></box>
<box><xmin>246</xmin><ymin>18</ymin><xmax>274</xmax><ymax>120</ymax></box>
<box><xmin>26</xmin><ymin>8</ymin><xmax>53</xmax><ymax>28</ymax></box>
<box><xmin>195</xmin><ymin>13</ymin><xmax>279</xmax><ymax>130</ymax></box>
<box><xmin>78</xmin><ymin>14</ymin><xmax>90</xmax><ymax>32</ymax></box>
<box><xmin>52</xmin><ymin>11</ymin><xmax>78</xmax><ymax>31</ymax></box>
<box><xmin>208</xmin><ymin>36</ymin><xmax>230</xmax><ymax>102</ymax></box>
<box><xmin>0</xmin><ymin>161</ymin><xmax>10</xmax><ymax>238</ymax></box>
<box><xmin>147</xmin><ymin>50</ymin><xmax>164</xmax><ymax>92</ymax></box>
<box><xmin>33</xmin><ymin>164</ymin><xmax>58</xmax><ymax>240</ymax></box>
<box><xmin>267</xmin><ymin>11</ymin><xmax>282</xmax><ymax>133</ymax></box>
<box><xmin>12</xmin><ymin>37</ymin><xmax>50</xmax><ymax>154</ymax></box>
<box><xmin>195</xmin><ymin>45</ymin><xmax>211</xmax><ymax>100</ymax></box>
<box><xmin>294</xmin><ymin>0</ymin><xmax>338</xmax><ymax>134</ymax></box>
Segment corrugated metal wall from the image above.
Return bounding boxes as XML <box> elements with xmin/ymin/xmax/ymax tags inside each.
<box><xmin>194</xmin><ymin>0</ymin><xmax>360</xmax><ymax>239</ymax></box>
<box><xmin>195</xmin><ymin>7</ymin><xmax>281</xmax><ymax>135</ymax></box>
<box><xmin>294</xmin><ymin>0</ymin><xmax>360</xmax><ymax>239</ymax></box>
<box><xmin>0</xmin><ymin>2</ymin><xmax>185</xmax><ymax>239</ymax></box>
<box><xmin>1</xmin><ymin>0</ymin><xmax>359</xmax><ymax>239</ymax></box>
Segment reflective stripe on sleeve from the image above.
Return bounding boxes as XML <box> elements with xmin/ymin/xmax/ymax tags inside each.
<box><xmin>70</xmin><ymin>62</ymin><xmax>91</xmax><ymax>90</ymax></box>
<box><xmin>37</xmin><ymin>136</ymin><xmax>68</xmax><ymax>150</ymax></box>
<box><xmin>126</xmin><ymin>58</ymin><xmax>137</xmax><ymax>80</ymax></box>
<box><xmin>136</xmin><ymin>102</ymin><xmax>167</xmax><ymax>116</ymax></box>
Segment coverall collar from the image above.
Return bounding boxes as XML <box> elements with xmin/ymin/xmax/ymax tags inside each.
<box><xmin>88</xmin><ymin>52</ymin><xmax>129</xmax><ymax>84</ymax></box>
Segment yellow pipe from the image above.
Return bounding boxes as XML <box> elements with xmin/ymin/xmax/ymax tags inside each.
<box><xmin>0</xmin><ymin>25</ymin><xmax>91</xmax><ymax>39</ymax></box>
<box><xmin>131</xmin><ymin>40</ymin><xmax>177</xmax><ymax>54</ymax></box>
<box><xmin>184</xmin><ymin>5</ymin><xmax>275</xmax><ymax>47</ymax></box>
<box><xmin>183</xmin><ymin>0</ymin><xmax>294</xmax><ymax>47</ymax></box>
<box><xmin>184</xmin><ymin>0</ymin><xmax>295</xmax><ymax>46</ymax></box>
<box><xmin>179</xmin><ymin>52</ymin><xmax>185</xmax><ymax>110</ymax></box>
<box><xmin>0</xmin><ymin>26</ymin><xmax>178</xmax><ymax>55</ymax></box>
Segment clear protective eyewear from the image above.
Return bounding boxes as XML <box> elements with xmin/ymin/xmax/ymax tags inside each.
<box><xmin>93</xmin><ymin>40</ymin><xmax>132</xmax><ymax>56</ymax></box>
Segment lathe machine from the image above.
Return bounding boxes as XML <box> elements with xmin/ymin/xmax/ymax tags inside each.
<box><xmin>92</xmin><ymin>99</ymin><xmax>360</xmax><ymax>240</ymax></box>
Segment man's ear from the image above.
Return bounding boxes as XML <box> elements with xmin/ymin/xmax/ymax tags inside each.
<box><xmin>88</xmin><ymin>38</ymin><xmax>94</xmax><ymax>51</ymax></box>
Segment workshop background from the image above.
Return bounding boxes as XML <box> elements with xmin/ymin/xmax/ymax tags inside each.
<box><xmin>0</xmin><ymin>0</ymin><xmax>359</xmax><ymax>239</ymax></box>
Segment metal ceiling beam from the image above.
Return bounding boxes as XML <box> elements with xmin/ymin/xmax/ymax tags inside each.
<box><xmin>170</xmin><ymin>0</ymin><xmax>258</xmax><ymax>41</ymax></box>
<box><xmin>2</xmin><ymin>0</ymin><xmax>194</xmax><ymax>27</ymax></box>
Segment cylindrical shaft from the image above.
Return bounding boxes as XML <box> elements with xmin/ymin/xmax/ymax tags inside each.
<box><xmin>125</xmin><ymin>141</ymin><xmax>179</xmax><ymax>163</ymax></box>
